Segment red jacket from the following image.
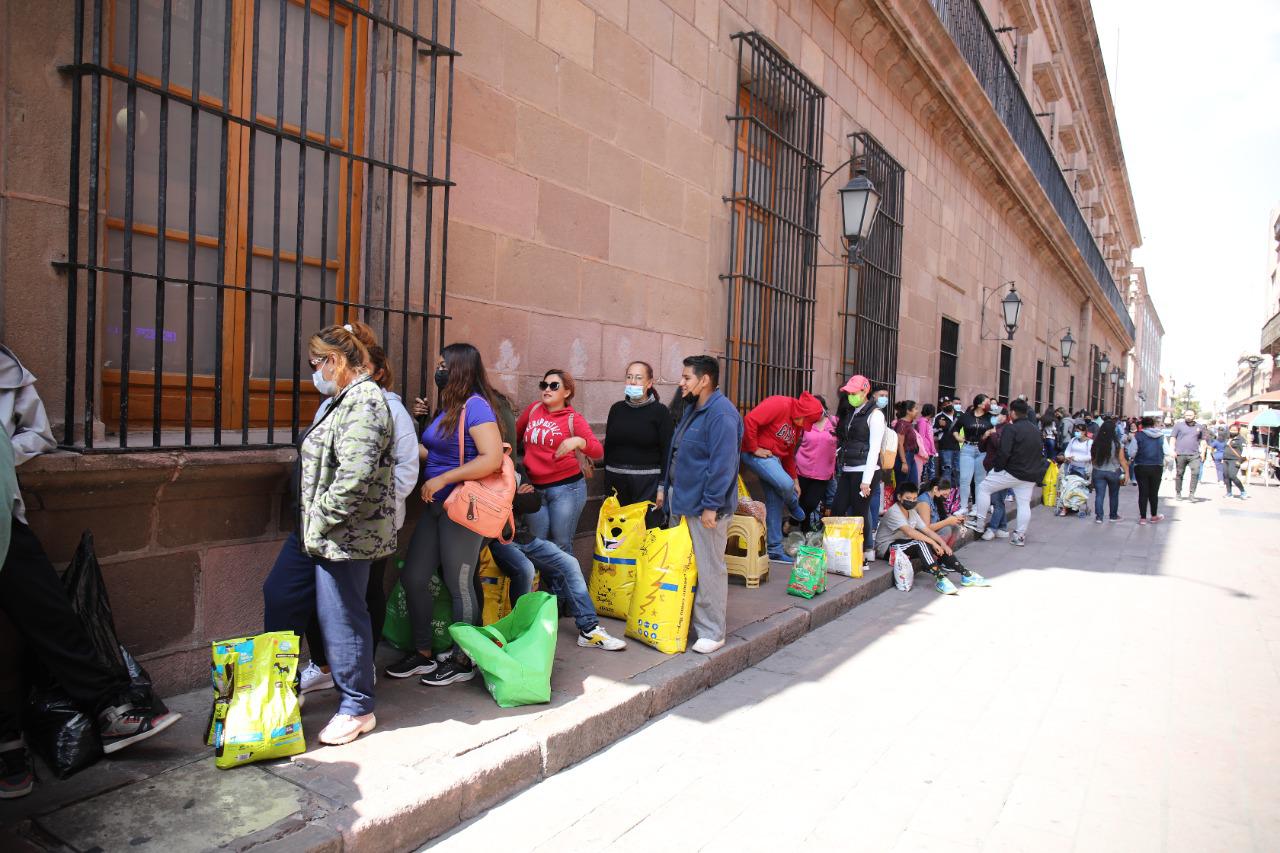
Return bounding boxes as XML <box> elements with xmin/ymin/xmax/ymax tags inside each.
<box><xmin>516</xmin><ymin>402</ymin><xmax>604</xmax><ymax>486</ymax></box>
<box><xmin>741</xmin><ymin>392</ymin><xmax>824</xmax><ymax>477</ymax></box>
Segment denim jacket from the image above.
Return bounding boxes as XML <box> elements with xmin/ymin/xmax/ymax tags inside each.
<box><xmin>665</xmin><ymin>389</ymin><xmax>742</xmax><ymax>519</ymax></box>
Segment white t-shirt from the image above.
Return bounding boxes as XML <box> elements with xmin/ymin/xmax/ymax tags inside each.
<box><xmin>874</xmin><ymin>501</ymin><xmax>925</xmax><ymax>556</ymax></box>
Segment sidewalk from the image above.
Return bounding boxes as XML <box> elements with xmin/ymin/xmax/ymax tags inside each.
<box><xmin>1</xmin><ymin>547</ymin><xmax>894</xmax><ymax>852</ymax></box>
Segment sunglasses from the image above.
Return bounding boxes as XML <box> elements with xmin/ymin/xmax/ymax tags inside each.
<box><xmin>308</xmin><ymin>355</ymin><xmax>328</xmax><ymax>368</ymax></box>
<box><xmin>538</xmin><ymin>380</ymin><xmax>562</xmax><ymax>391</ymax></box>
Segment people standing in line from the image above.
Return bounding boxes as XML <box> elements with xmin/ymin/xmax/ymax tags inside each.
<box><xmin>915</xmin><ymin>403</ymin><xmax>939</xmax><ymax>483</ymax></box>
<box><xmin>386</xmin><ymin>343</ymin><xmax>505</xmax><ymax>688</ymax></box>
<box><xmin>739</xmin><ymin>390</ymin><xmax>823</xmax><ymax>562</ymax></box>
<box><xmin>891</xmin><ymin>400</ymin><xmax>922</xmax><ymax>492</ymax></box>
<box><xmin>263</xmin><ymin>324</ymin><xmax>396</xmax><ymax>745</ymax></box>
<box><xmin>603</xmin><ymin>361</ymin><xmax>672</xmax><ymax>511</ymax></box>
<box><xmin>978</xmin><ymin>419</ymin><xmax>1011</xmax><ymax>540</ymax></box>
<box><xmin>873</xmin><ymin>481</ymin><xmax>989</xmax><ymax>595</ymax></box>
<box><xmin>1171</xmin><ymin>410</ymin><xmax>1207</xmax><ymax>500</ymax></box>
<box><xmin>932</xmin><ymin>396</ymin><xmax>961</xmax><ymax>484</ymax></box>
<box><xmin>1222</xmin><ymin>425</ymin><xmax>1249</xmax><ymax>499</ymax></box>
<box><xmin>833</xmin><ymin>376</ymin><xmax>885</xmax><ymax>565</ymax></box>
<box><xmin>1129</xmin><ymin>416</ymin><xmax>1167</xmax><ymax>524</ymax></box>
<box><xmin>1090</xmin><ymin>419</ymin><xmax>1128</xmax><ymax>524</ymax></box>
<box><xmin>966</xmin><ymin>399</ymin><xmax>1046</xmax><ymax>547</ymax></box>
<box><xmin>953</xmin><ymin>394</ymin><xmax>994</xmax><ymax>515</ymax></box>
<box><xmin>516</xmin><ymin>370</ymin><xmax>604</xmax><ymax>554</ymax></box>
<box><xmin>1041</xmin><ymin>409</ymin><xmax>1059</xmax><ymax>459</ymax></box>
<box><xmin>868</xmin><ymin>385</ymin><xmax>893</xmax><ymax>534</ymax></box>
<box><xmin>665</xmin><ymin>356</ymin><xmax>742</xmax><ymax>655</ymax></box>
<box><xmin>300</xmin><ymin>332</ymin><xmax>419</xmax><ymax>697</ymax></box>
<box><xmin>794</xmin><ymin>395</ymin><xmax>838</xmax><ymax>530</ymax></box>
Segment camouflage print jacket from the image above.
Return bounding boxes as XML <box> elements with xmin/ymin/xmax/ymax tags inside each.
<box><xmin>298</xmin><ymin>376</ymin><xmax>397</xmax><ymax>561</ymax></box>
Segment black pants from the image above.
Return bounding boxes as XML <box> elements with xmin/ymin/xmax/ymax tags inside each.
<box><xmin>1223</xmin><ymin>459</ymin><xmax>1246</xmax><ymax>495</ymax></box>
<box><xmin>1134</xmin><ymin>464</ymin><xmax>1162</xmax><ymax>518</ymax></box>
<box><xmin>0</xmin><ymin>520</ymin><xmax>126</xmax><ymax>738</ymax></box>
<box><xmin>797</xmin><ymin>476</ymin><xmax>829</xmax><ymax>526</ymax></box>
<box><xmin>401</xmin><ymin>502</ymin><xmax>485</xmax><ymax>655</ymax></box>
<box><xmin>603</xmin><ymin>468</ymin><xmax>667</xmax><ymax>528</ymax></box>
<box><xmin>883</xmin><ymin>538</ymin><xmax>972</xmax><ymax>580</ymax></box>
<box><xmin>305</xmin><ymin>557</ymin><xmax>388</xmax><ymax>668</ymax></box>
<box><xmin>832</xmin><ymin>469</ymin><xmax>876</xmax><ymax>538</ymax></box>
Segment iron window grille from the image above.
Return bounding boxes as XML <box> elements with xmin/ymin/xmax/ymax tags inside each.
<box><xmin>937</xmin><ymin>317</ymin><xmax>959</xmax><ymax>402</ymax></box>
<box><xmin>998</xmin><ymin>344</ymin><xmax>1012</xmax><ymax>402</ymax></box>
<box><xmin>722</xmin><ymin>31</ymin><xmax>825</xmax><ymax>409</ymax></box>
<box><xmin>1069</xmin><ymin>374</ymin><xmax>1076</xmax><ymax>412</ymax></box>
<box><xmin>1034</xmin><ymin>359</ymin><xmax>1044</xmax><ymax>411</ymax></box>
<box><xmin>927</xmin><ymin>0</ymin><xmax>1135</xmax><ymax>341</ymax></box>
<box><xmin>1088</xmin><ymin>345</ymin><xmax>1101</xmax><ymax>413</ymax></box>
<box><xmin>59</xmin><ymin>0</ymin><xmax>457</xmax><ymax>451</ymax></box>
<box><xmin>841</xmin><ymin>132</ymin><xmax>904</xmax><ymax>400</ymax></box>
<box><xmin>1048</xmin><ymin>365</ymin><xmax>1057</xmax><ymax>409</ymax></box>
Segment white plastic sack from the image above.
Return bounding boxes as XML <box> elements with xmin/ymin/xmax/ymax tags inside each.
<box><xmin>890</xmin><ymin>544</ymin><xmax>914</xmax><ymax>592</ymax></box>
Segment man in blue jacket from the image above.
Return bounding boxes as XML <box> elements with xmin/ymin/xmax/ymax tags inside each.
<box><xmin>666</xmin><ymin>355</ymin><xmax>743</xmax><ymax>654</ymax></box>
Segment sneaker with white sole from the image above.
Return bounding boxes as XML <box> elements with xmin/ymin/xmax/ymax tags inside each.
<box><xmin>863</xmin><ymin>549</ymin><xmax>876</xmax><ymax>564</ymax></box>
<box><xmin>0</xmin><ymin>740</ymin><xmax>34</xmax><ymax>800</ymax></box>
<box><xmin>993</xmin><ymin>529</ymin><xmax>1010</xmax><ymax>539</ymax></box>
<box><xmin>578</xmin><ymin>625</ymin><xmax>626</xmax><ymax>651</ymax></box>
<box><xmin>981</xmin><ymin>528</ymin><xmax>995</xmax><ymax>541</ymax></box>
<box><xmin>934</xmin><ymin>576</ymin><xmax>959</xmax><ymax>595</ymax></box>
<box><xmin>384</xmin><ymin>652</ymin><xmax>437</xmax><ymax>680</ymax></box>
<box><xmin>318</xmin><ymin>713</ymin><xmax>375</xmax><ymax>746</ymax></box>
<box><xmin>1009</xmin><ymin>533</ymin><xmax>1026</xmax><ymax>547</ymax></box>
<box><xmin>420</xmin><ymin>658</ymin><xmax>475</xmax><ymax>686</ymax></box>
<box><xmin>98</xmin><ymin>704</ymin><xmax>182</xmax><ymax>754</ymax></box>
<box><xmin>691</xmin><ymin>637</ymin><xmax>725</xmax><ymax>654</ymax></box>
<box><xmin>299</xmin><ymin>661</ymin><xmax>335</xmax><ymax>694</ymax></box>
<box><xmin>959</xmin><ymin>572</ymin><xmax>991</xmax><ymax>588</ymax></box>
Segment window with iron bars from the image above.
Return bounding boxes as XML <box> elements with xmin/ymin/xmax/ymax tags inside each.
<box><xmin>1069</xmin><ymin>374</ymin><xmax>1076</xmax><ymax>412</ymax></box>
<box><xmin>59</xmin><ymin>0</ymin><xmax>457</xmax><ymax>450</ymax></box>
<box><xmin>841</xmin><ymin>132</ymin><xmax>904</xmax><ymax>400</ymax></box>
<box><xmin>1088</xmin><ymin>345</ymin><xmax>1101</xmax><ymax>413</ymax></box>
<box><xmin>1034</xmin><ymin>359</ymin><xmax>1044</xmax><ymax>412</ymax></box>
<box><xmin>722</xmin><ymin>31</ymin><xmax>824</xmax><ymax>409</ymax></box>
<box><xmin>937</xmin><ymin>317</ymin><xmax>959</xmax><ymax>401</ymax></box>
<box><xmin>1048</xmin><ymin>365</ymin><xmax>1057</xmax><ymax>409</ymax></box>
<box><xmin>998</xmin><ymin>344</ymin><xmax>1012</xmax><ymax>402</ymax></box>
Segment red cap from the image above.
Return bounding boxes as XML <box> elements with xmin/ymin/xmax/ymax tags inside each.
<box><xmin>840</xmin><ymin>374</ymin><xmax>870</xmax><ymax>395</ymax></box>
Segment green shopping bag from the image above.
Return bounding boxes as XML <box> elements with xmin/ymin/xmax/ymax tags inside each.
<box><xmin>448</xmin><ymin>591</ymin><xmax>558</xmax><ymax>708</ymax></box>
<box><xmin>382</xmin><ymin>578</ymin><xmax>413</xmax><ymax>652</ymax></box>
<box><xmin>430</xmin><ymin>571</ymin><xmax>454</xmax><ymax>655</ymax></box>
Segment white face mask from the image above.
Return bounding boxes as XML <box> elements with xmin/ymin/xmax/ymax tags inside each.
<box><xmin>312</xmin><ymin>366</ymin><xmax>338</xmax><ymax>397</ymax></box>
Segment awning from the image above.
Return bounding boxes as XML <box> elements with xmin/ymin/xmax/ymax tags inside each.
<box><xmin>1234</xmin><ymin>408</ymin><xmax>1280</xmax><ymax>428</ymax></box>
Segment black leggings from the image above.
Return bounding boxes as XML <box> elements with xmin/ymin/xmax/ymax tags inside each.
<box><xmin>883</xmin><ymin>538</ymin><xmax>972</xmax><ymax>581</ymax></box>
<box><xmin>797</xmin><ymin>476</ymin><xmax>830</xmax><ymax>529</ymax></box>
<box><xmin>1134</xmin><ymin>464</ymin><xmax>1162</xmax><ymax>518</ymax></box>
<box><xmin>1223</xmin><ymin>459</ymin><xmax>1246</xmax><ymax>494</ymax></box>
<box><xmin>832</xmin><ymin>469</ymin><xmax>876</xmax><ymax>534</ymax></box>
<box><xmin>305</xmin><ymin>558</ymin><xmax>388</xmax><ymax>668</ymax></box>
<box><xmin>400</xmin><ymin>501</ymin><xmax>485</xmax><ymax>656</ymax></box>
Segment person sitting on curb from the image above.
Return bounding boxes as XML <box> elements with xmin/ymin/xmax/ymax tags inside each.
<box><xmin>489</xmin><ymin>471</ymin><xmax>626</xmax><ymax>652</ymax></box>
<box><xmin>665</xmin><ymin>355</ymin><xmax>742</xmax><ymax>655</ymax></box>
<box><xmin>872</xmin><ymin>481</ymin><xmax>989</xmax><ymax>595</ymax></box>
<box><xmin>966</xmin><ymin>399</ymin><xmax>1048</xmax><ymax>547</ymax></box>
<box><xmin>917</xmin><ymin>477</ymin><xmax>969</xmax><ymax>547</ymax></box>
<box><xmin>739</xmin><ymin>390</ymin><xmax>824</xmax><ymax>563</ymax></box>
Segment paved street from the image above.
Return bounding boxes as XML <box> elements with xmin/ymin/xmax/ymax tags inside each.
<box><xmin>433</xmin><ymin>484</ymin><xmax>1280</xmax><ymax>852</ymax></box>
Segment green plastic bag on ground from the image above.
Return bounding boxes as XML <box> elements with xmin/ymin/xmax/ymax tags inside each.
<box><xmin>449</xmin><ymin>591</ymin><xmax>558</xmax><ymax>708</ymax></box>
<box><xmin>430</xmin><ymin>571</ymin><xmax>454</xmax><ymax>655</ymax></box>
<box><xmin>787</xmin><ymin>546</ymin><xmax>828</xmax><ymax>599</ymax></box>
<box><xmin>382</xmin><ymin>577</ymin><xmax>413</xmax><ymax>652</ymax></box>
<box><xmin>207</xmin><ymin>631</ymin><xmax>305</xmax><ymax>769</ymax></box>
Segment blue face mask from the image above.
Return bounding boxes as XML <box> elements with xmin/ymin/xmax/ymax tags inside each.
<box><xmin>875</xmin><ymin>396</ymin><xmax>889</xmax><ymax>409</ymax></box>
<box><xmin>624</xmin><ymin>384</ymin><xmax>645</xmax><ymax>400</ymax></box>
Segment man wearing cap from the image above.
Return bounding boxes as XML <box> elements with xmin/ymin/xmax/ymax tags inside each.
<box><xmin>740</xmin><ymin>391</ymin><xmax>825</xmax><ymax>562</ymax></box>
<box><xmin>1170</xmin><ymin>410</ymin><xmax>1207</xmax><ymax>500</ymax></box>
<box><xmin>832</xmin><ymin>375</ymin><xmax>886</xmax><ymax>563</ymax></box>
<box><xmin>932</xmin><ymin>395</ymin><xmax>962</xmax><ymax>484</ymax></box>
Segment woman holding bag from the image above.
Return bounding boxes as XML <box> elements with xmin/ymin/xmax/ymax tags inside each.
<box><xmin>386</xmin><ymin>343</ymin><xmax>506</xmax><ymax>688</ymax></box>
<box><xmin>516</xmin><ymin>370</ymin><xmax>604</xmax><ymax>554</ymax></box>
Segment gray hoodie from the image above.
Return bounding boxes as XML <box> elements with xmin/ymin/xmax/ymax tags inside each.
<box><xmin>0</xmin><ymin>345</ymin><xmax>57</xmax><ymax>465</ymax></box>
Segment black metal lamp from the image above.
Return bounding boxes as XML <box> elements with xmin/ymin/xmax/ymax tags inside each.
<box><xmin>1059</xmin><ymin>328</ymin><xmax>1075</xmax><ymax>366</ymax></box>
<box><xmin>838</xmin><ymin>162</ymin><xmax>881</xmax><ymax>249</ymax></box>
<box><xmin>1000</xmin><ymin>285</ymin><xmax>1023</xmax><ymax>339</ymax></box>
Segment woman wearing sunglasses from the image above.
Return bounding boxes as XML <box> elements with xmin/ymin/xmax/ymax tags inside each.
<box><xmin>515</xmin><ymin>370</ymin><xmax>603</xmax><ymax>554</ymax></box>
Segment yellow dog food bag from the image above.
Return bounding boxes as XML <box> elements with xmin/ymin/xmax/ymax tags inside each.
<box><xmin>478</xmin><ymin>546</ymin><xmax>511</xmax><ymax>626</ymax></box>
<box><xmin>626</xmin><ymin>518</ymin><xmax>698</xmax><ymax>654</ymax></box>
<box><xmin>589</xmin><ymin>494</ymin><xmax>649</xmax><ymax>619</ymax></box>
<box><xmin>208</xmin><ymin>631</ymin><xmax>305</xmax><ymax>769</ymax></box>
<box><xmin>821</xmin><ymin>516</ymin><xmax>865</xmax><ymax>578</ymax></box>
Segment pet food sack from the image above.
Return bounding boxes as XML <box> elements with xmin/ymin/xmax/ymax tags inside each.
<box><xmin>787</xmin><ymin>545</ymin><xmax>828</xmax><ymax>599</ymax></box>
<box><xmin>626</xmin><ymin>519</ymin><xmax>698</xmax><ymax>654</ymax></box>
<box><xmin>821</xmin><ymin>516</ymin><xmax>865</xmax><ymax>578</ymax></box>
<box><xmin>1041</xmin><ymin>461</ymin><xmax>1059</xmax><ymax>507</ymax></box>
<box><xmin>589</xmin><ymin>494</ymin><xmax>648</xmax><ymax>619</ymax></box>
<box><xmin>478</xmin><ymin>547</ymin><xmax>512</xmax><ymax>626</ymax></box>
<box><xmin>207</xmin><ymin>631</ymin><xmax>305</xmax><ymax>769</ymax></box>
<box><xmin>890</xmin><ymin>545</ymin><xmax>915</xmax><ymax>592</ymax></box>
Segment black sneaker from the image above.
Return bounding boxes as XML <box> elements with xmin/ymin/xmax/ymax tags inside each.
<box><xmin>420</xmin><ymin>658</ymin><xmax>475</xmax><ymax>686</ymax></box>
<box><xmin>98</xmin><ymin>704</ymin><xmax>182</xmax><ymax>755</ymax></box>
<box><xmin>384</xmin><ymin>652</ymin><xmax>438</xmax><ymax>679</ymax></box>
<box><xmin>0</xmin><ymin>739</ymin><xmax>34</xmax><ymax>799</ymax></box>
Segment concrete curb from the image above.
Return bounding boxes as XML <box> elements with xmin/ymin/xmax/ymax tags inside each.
<box><xmin>290</xmin><ymin>565</ymin><xmax>895</xmax><ymax>851</ymax></box>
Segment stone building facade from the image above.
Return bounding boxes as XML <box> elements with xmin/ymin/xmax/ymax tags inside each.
<box><xmin>1125</xmin><ymin>266</ymin><xmax>1162</xmax><ymax>416</ymax></box>
<box><xmin>1</xmin><ymin>0</ymin><xmax>1146</xmax><ymax>693</ymax></box>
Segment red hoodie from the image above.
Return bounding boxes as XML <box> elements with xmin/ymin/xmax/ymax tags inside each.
<box><xmin>516</xmin><ymin>402</ymin><xmax>604</xmax><ymax>486</ymax></box>
<box><xmin>741</xmin><ymin>392</ymin><xmax>824</xmax><ymax>477</ymax></box>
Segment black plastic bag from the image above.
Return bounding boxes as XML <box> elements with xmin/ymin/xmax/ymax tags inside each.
<box><xmin>61</xmin><ymin>531</ymin><xmax>128</xmax><ymax>681</ymax></box>
<box><xmin>121</xmin><ymin>645</ymin><xmax>168</xmax><ymax>716</ymax></box>
<box><xmin>25</xmin><ymin>688</ymin><xmax>103</xmax><ymax>779</ymax></box>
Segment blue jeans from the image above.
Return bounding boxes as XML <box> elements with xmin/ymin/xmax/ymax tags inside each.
<box><xmin>958</xmin><ymin>444</ymin><xmax>985</xmax><ymax>509</ymax></box>
<box><xmin>988</xmin><ymin>488</ymin><xmax>1012</xmax><ymax>531</ymax></box>
<box><xmin>1093</xmin><ymin>469</ymin><xmax>1121</xmax><ymax>519</ymax></box>
<box><xmin>263</xmin><ymin>533</ymin><xmax>374</xmax><ymax>716</ymax></box>
<box><xmin>489</xmin><ymin>538</ymin><xmax>598</xmax><ymax>633</ymax></box>
<box><xmin>938</xmin><ymin>449</ymin><xmax>959</xmax><ymax>485</ymax></box>
<box><xmin>870</xmin><ymin>481</ymin><xmax>883</xmax><ymax>534</ymax></box>
<box><xmin>527</xmin><ymin>478</ymin><xmax>589</xmax><ymax>554</ymax></box>
<box><xmin>894</xmin><ymin>454</ymin><xmax>919</xmax><ymax>488</ymax></box>
<box><xmin>740</xmin><ymin>452</ymin><xmax>804</xmax><ymax>555</ymax></box>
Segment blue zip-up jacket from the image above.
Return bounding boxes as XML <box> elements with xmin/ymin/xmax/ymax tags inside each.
<box><xmin>666</xmin><ymin>389</ymin><xmax>743</xmax><ymax>519</ymax></box>
<box><xmin>1131</xmin><ymin>428</ymin><xmax>1165</xmax><ymax>466</ymax></box>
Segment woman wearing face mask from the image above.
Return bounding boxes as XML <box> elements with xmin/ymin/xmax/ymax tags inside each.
<box><xmin>516</xmin><ymin>370</ymin><xmax>604</xmax><ymax>554</ymax></box>
<box><xmin>1222</xmin><ymin>426</ymin><xmax>1249</xmax><ymax>499</ymax></box>
<box><xmin>915</xmin><ymin>403</ymin><xmax>938</xmax><ymax>483</ymax></box>
<box><xmin>932</xmin><ymin>397</ymin><xmax>962</xmax><ymax>483</ymax></box>
<box><xmin>1090</xmin><ymin>419</ymin><xmax>1128</xmax><ymax>523</ymax></box>
<box><xmin>892</xmin><ymin>400</ymin><xmax>922</xmax><ymax>487</ymax></box>
<box><xmin>1062</xmin><ymin>422</ymin><xmax>1093</xmax><ymax>479</ymax></box>
<box><xmin>832</xmin><ymin>375</ymin><xmax>883</xmax><ymax>564</ymax></box>
<box><xmin>603</xmin><ymin>361</ymin><xmax>672</xmax><ymax>511</ymax></box>
<box><xmin>952</xmin><ymin>394</ymin><xmax>995</xmax><ymax>516</ymax></box>
<box><xmin>794</xmin><ymin>395</ymin><xmax>838</xmax><ymax>532</ymax></box>
<box><xmin>262</xmin><ymin>323</ymin><xmax>396</xmax><ymax>745</ymax></box>
<box><xmin>387</xmin><ymin>343</ymin><xmax>506</xmax><ymax>687</ymax></box>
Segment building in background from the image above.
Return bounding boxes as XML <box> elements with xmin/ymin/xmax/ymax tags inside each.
<box><xmin>1124</xmin><ymin>266</ymin><xmax>1161</xmax><ymax>417</ymax></box>
<box><xmin>0</xmin><ymin>0</ymin><xmax>1149</xmax><ymax>692</ymax></box>
<box><xmin>1224</xmin><ymin>205</ymin><xmax>1280</xmax><ymax>418</ymax></box>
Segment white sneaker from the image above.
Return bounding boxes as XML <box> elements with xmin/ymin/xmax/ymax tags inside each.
<box><xmin>1010</xmin><ymin>533</ymin><xmax>1026</xmax><ymax>547</ymax></box>
<box><xmin>299</xmin><ymin>661</ymin><xmax>334</xmax><ymax>694</ymax></box>
<box><xmin>691</xmin><ymin>638</ymin><xmax>725</xmax><ymax>654</ymax></box>
<box><xmin>318</xmin><ymin>713</ymin><xmax>375</xmax><ymax>746</ymax></box>
<box><xmin>578</xmin><ymin>625</ymin><xmax>627</xmax><ymax>651</ymax></box>
<box><xmin>863</xmin><ymin>549</ymin><xmax>876</xmax><ymax>564</ymax></box>
<box><xmin>993</xmin><ymin>529</ymin><xmax>1010</xmax><ymax>539</ymax></box>
<box><xmin>981</xmin><ymin>528</ymin><xmax>995</xmax><ymax>541</ymax></box>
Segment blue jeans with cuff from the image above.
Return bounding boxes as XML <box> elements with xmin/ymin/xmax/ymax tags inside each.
<box><xmin>988</xmin><ymin>488</ymin><xmax>1013</xmax><ymax>531</ymax></box>
<box><xmin>958</xmin><ymin>443</ymin><xmax>986</xmax><ymax>509</ymax></box>
<box><xmin>527</xmin><ymin>478</ymin><xmax>589</xmax><ymax>555</ymax></box>
<box><xmin>489</xmin><ymin>538</ymin><xmax>599</xmax><ymax>633</ymax></box>
<box><xmin>740</xmin><ymin>452</ymin><xmax>804</xmax><ymax>555</ymax></box>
